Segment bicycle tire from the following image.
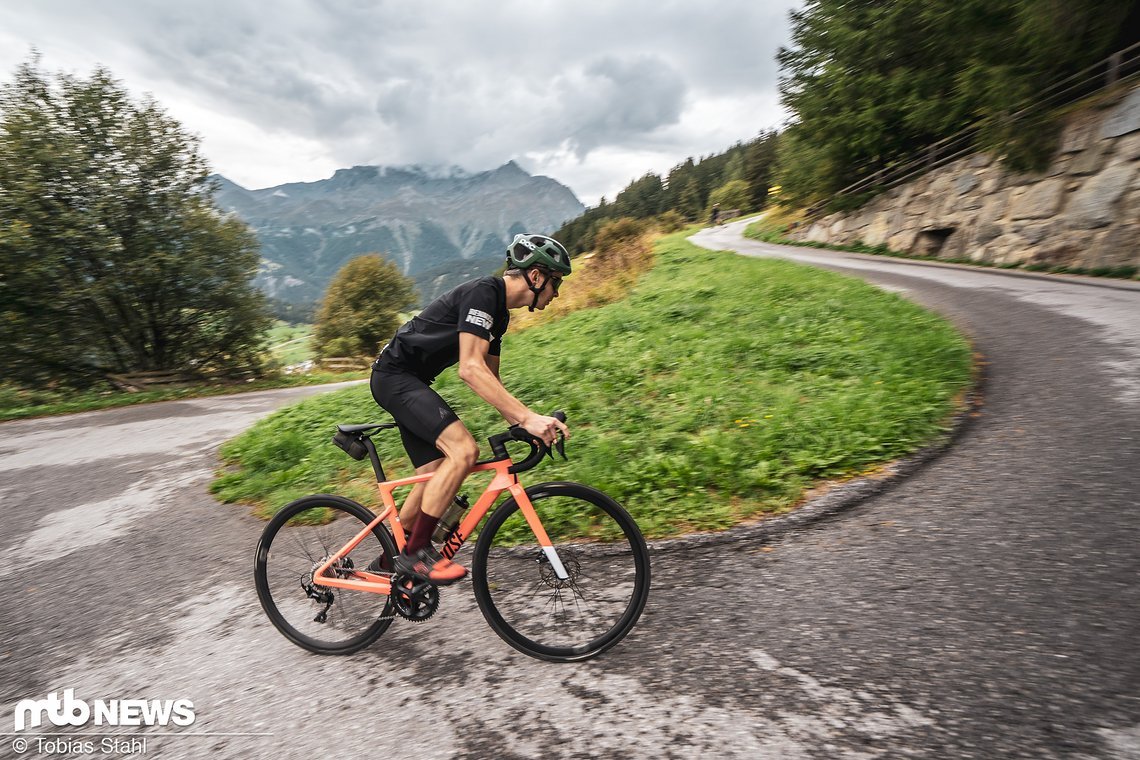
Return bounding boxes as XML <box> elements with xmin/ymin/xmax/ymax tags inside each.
<box><xmin>254</xmin><ymin>494</ymin><xmax>397</xmax><ymax>655</ymax></box>
<box><xmin>472</xmin><ymin>482</ymin><xmax>650</xmax><ymax>662</ymax></box>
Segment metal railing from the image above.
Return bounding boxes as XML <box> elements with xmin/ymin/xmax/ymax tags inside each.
<box><xmin>803</xmin><ymin>41</ymin><xmax>1140</xmax><ymax>221</ymax></box>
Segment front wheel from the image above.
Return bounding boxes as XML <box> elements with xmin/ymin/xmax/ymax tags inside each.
<box><xmin>254</xmin><ymin>494</ymin><xmax>397</xmax><ymax>655</ymax></box>
<box><xmin>472</xmin><ymin>482</ymin><xmax>650</xmax><ymax>662</ymax></box>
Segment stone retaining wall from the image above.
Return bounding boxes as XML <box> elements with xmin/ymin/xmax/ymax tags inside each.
<box><xmin>790</xmin><ymin>86</ymin><xmax>1140</xmax><ymax>271</ymax></box>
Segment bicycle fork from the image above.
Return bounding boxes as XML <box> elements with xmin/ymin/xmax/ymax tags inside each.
<box><xmin>511</xmin><ymin>484</ymin><xmax>571</xmax><ymax>581</ymax></box>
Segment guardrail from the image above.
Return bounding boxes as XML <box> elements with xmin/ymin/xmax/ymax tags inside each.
<box><xmin>803</xmin><ymin>41</ymin><xmax>1140</xmax><ymax>221</ymax></box>
<box><xmin>107</xmin><ymin>370</ymin><xmax>197</xmax><ymax>392</ymax></box>
<box><xmin>319</xmin><ymin>357</ymin><xmax>371</xmax><ymax>372</ymax></box>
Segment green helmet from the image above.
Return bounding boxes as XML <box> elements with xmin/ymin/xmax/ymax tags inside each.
<box><xmin>506</xmin><ymin>233</ymin><xmax>571</xmax><ymax>275</ymax></box>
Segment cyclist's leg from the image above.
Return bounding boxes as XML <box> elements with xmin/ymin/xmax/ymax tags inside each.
<box><xmin>390</xmin><ymin>422</ymin><xmax>478</xmax><ymax>584</ymax></box>
<box><xmin>406</xmin><ymin>420</ymin><xmax>478</xmax><ymax>552</ymax></box>
<box><xmin>371</xmin><ymin>369</ymin><xmax>475</xmax><ymax>583</ymax></box>
<box><xmin>398</xmin><ymin>458</ymin><xmax>443</xmax><ymax>531</ymax></box>
<box><xmin>372</xmin><ymin>368</ymin><xmax>456</xmax><ymax>533</ymax></box>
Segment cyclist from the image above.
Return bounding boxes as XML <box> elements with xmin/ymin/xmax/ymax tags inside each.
<box><xmin>370</xmin><ymin>233</ymin><xmax>572</xmax><ymax>585</ymax></box>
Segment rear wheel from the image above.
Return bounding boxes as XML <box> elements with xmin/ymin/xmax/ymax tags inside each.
<box><xmin>472</xmin><ymin>482</ymin><xmax>650</xmax><ymax>662</ymax></box>
<box><xmin>254</xmin><ymin>494</ymin><xmax>396</xmax><ymax>655</ymax></box>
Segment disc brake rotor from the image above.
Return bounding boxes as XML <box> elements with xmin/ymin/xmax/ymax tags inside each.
<box><xmin>538</xmin><ymin>549</ymin><xmax>582</xmax><ymax>588</ymax></box>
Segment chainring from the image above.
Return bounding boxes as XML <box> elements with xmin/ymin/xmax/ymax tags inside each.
<box><xmin>391</xmin><ymin>574</ymin><xmax>440</xmax><ymax>622</ymax></box>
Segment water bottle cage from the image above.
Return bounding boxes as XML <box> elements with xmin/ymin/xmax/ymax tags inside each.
<box><xmin>432</xmin><ymin>493</ymin><xmax>471</xmax><ymax>544</ymax></box>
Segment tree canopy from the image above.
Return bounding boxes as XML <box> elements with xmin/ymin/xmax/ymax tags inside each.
<box><xmin>774</xmin><ymin>0</ymin><xmax>1135</xmax><ymax>206</ymax></box>
<box><xmin>554</xmin><ymin>130</ymin><xmax>779</xmax><ymax>254</ymax></box>
<box><xmin>0</xmin><ymin>57</ymin><xmax>270</xmax><ymax>386</ymax></box>
<box><xmin>313</xmin><ymin>254</ymin><xmax>417</xmax><ymax>359</ymax></box>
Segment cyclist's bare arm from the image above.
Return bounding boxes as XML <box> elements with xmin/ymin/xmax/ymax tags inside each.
<box><xmin>457</xmin><ymin>332</ymin><xmax>568</xmax><ymax>444</ymax></box>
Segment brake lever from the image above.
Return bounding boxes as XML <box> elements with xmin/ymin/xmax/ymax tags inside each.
<box><xmin>508</xmin><ymin>419</ymin><xmax>566</xmax><ymax>461</ymax></box>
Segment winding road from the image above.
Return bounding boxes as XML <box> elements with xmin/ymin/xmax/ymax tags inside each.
<box><xmin>2</xmin><ymin>220</ymin><xmax>1138</xmax><ymax>759</ymax></box>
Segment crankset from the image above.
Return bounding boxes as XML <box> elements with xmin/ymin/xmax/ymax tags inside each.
<box><xmin>391</xmin><ymin>573</ymin><xmax>440</xmax><ymax>622</ymax></box>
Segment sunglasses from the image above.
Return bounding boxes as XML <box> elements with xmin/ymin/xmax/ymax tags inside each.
<box><xmin>534</xmin><ymin>269</ymin><xmax>563</xmax><ymax>294</ymax></box>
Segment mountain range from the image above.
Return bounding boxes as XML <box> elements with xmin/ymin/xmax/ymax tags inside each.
<box><xmin>211</xmin><ymin>161</ymin><xmax>585</xmax><ymax>306</ymax></box>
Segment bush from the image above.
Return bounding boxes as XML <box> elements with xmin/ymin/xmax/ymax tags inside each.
<box><xmin>708</xmin><ymin>179</ymin><xmax>752</xmax><ymax>215</ymax></box>
<box><xmin>0</xmin><ymin>58</ymin><xmax>271</xmax><ymax>386</ymax></box>
<box><xmin>655</xmin><ymin>210</ymin><xmax>687</xmax><ymax>233</ymax></box>
<box><xmin>593</xmin><ymin>217</ymin><xmax>649</xmax><ymax>252</ymax></box>
<box><xmin>313</xmin><ymin>255</ymin><xmax>417</xmax><ymax>359</ymax></box>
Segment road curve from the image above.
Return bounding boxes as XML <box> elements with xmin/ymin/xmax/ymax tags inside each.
<box><xmin>1</xmin><ymin>226</ymin><xmax>1138</xmax><ymax>759</ymax></box>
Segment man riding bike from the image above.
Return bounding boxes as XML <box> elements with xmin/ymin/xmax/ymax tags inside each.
<box><xmin>370</xmin><ymin>233</ymin><xmax>572</xmax><ymax>585</ymax></box>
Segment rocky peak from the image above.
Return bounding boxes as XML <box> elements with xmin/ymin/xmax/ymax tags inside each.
<box><xmin>212</xmin><ymin>161</ymin><xmax>584</xmax><ymax>306</ymax></box>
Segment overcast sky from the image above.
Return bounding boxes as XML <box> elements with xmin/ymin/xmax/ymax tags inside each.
<box><xmin>0</xmin><ymin>1</ymin><xmax>802</xmax><ymax>206</ymax></box>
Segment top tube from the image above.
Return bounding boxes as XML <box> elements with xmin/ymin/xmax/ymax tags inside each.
<box><xmin>334</xmin><ymin>410</ymin><xmax>567</xmax><ymax>482</ymax></box>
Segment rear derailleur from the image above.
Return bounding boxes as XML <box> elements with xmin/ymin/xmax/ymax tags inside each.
<box><xmin>303</xmin><ymin>556</ymin><xmax>356</xmax><ymax>624</ymax></box>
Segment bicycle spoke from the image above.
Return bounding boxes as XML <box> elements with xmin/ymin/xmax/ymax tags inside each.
<box><xmin>314</xmin><ymin>525</ymin><xmax>333</xmax><ymax>558</ymax></box>
<box><xmin>290</xmin><ymin>530</ymin><xmax>315</xmax><ymax>564</ymax></box>
<box><xmin>278</xmin><ymin>547</ymin><xmax>317</xmax><ymax>564</ymax></box>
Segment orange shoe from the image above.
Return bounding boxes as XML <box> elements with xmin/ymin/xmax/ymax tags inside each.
<box><xmin>393</xmin><ymin>547</ymin><xmax>468</xmax><ymax>585</ymax></box>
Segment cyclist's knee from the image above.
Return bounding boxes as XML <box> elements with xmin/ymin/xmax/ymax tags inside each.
<box><xmin>437</xmin><ymin>420</ymin><xmax>479</xmax><ymax>467</ymax></box>
<box><xmin>454</xmin><ymin>440</ymin><xmax>479</xmax><ymax>468</ymax></box>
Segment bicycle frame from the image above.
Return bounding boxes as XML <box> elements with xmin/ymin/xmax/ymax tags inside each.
<box><xmin>310</xmin><ymin>456</ymin><xmax>570</xmax><ymax>597</ymax></box>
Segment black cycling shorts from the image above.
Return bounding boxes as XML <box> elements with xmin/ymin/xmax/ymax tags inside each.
<box><xmin>370</xmin><ymin>369</ymin><xmax>461</xmax><ymax>468</ymax></box>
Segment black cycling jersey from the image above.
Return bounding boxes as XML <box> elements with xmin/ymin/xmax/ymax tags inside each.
<box><xmin>373</xmin><ymin>276</ymin><xmax>509</xmax><ymax>383</ymax></box>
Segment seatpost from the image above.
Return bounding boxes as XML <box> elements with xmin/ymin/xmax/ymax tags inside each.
<box><xmin>361</xmin><ymin>437</ymin><xmax>387</xmax><ymax>483</ymax></box>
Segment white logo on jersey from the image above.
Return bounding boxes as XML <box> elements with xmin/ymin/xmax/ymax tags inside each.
<box><xmin>465</xmin><ymin>308</ymin><xmax>493</xmax><ymax>330</ymax></box>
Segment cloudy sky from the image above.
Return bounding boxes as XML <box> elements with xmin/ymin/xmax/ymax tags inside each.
<box><xmin>0</xmin><ymin>1</ymin><xmax>802</xmax><ymax>206</ymax></box>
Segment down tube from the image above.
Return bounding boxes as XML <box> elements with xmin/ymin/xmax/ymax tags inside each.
<box><xmin>508</xmin><ymin>484</ymin><xmax>571</xmax><ymax>581</ymax></box>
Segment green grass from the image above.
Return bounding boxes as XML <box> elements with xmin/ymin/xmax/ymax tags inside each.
<box><xmin>266</xmin><ymin>321</ymin><xmax>315</xmax><ymax>366</ymax></box>
<box><xmin>744</xmin><ymin>218</ymin><xmax>1140</xmax><ymax>280</ymax></box>
<box><xmin>211</xmin><ymin>233</ymin><xmax>973</xmax><ymax>538</ymax></box>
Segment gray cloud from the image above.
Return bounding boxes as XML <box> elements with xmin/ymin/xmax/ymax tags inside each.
<box><xmin>559</xmin><ymin>55</ymin><xmax>688</xmax><ymax>156</ymax></box>
<box><xmin>0</xmin><ymin>0</ymin><xmax>802</xmax><ymax>200</ymax></box>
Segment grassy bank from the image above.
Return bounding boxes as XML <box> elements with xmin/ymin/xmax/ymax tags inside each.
<box><xmin>211</xmin><ymin>232</ymin><xmax>972</xmax><ymax>537</ymax></box>
<box><xmin>744</xmin><ymin>214</ymin><xmax>1139</xmax><ymax>280</ymax></box>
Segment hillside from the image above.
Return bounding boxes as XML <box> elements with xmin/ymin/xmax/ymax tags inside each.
<box><xmin>211</xmin><ymin>233</ymin><xmax>973</xmax><ymax>534</ymax></box>
<box><xmin>213</xmin><ymin>162</ymin><xmax>584</xmax><ymax>305</ymax></box>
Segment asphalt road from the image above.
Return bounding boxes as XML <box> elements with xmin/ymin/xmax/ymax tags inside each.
<box><xmin>2</xmin><ymin>222</ymin><xmax>1138</xmax><ymax>759</ymax></box>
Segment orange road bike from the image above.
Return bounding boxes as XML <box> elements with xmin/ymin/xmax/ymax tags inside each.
<box><xmin>254</xmin><ymin>413</ymin><xmax>650</xmax><ymax>662</ymax></box>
